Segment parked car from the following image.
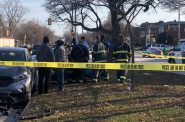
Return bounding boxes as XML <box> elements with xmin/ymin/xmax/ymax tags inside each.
<box><xmin>154</xmin><ymin>44</ymin><xmax>173</xmax><ymax>51</ymax></box>
<box><xmin>0</xmin><ymin>47</ymin><xmax>37</xmax><ymax>108</ymax></box>
<box><xmin>168</xmin><ymin>39</ymin><xmax>185</xmax><ymax>64</ymax></box>
<box><xmin>141</xmin><ymin>44</ymin><xmax>155</xmax><ymax>51</ymax></box>
<box><xmin>142</xmin><ymin>47</ymin><xmax>163</xmax><ymax>58</ymax></box>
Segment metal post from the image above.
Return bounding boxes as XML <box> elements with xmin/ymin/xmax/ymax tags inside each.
<box><xmin>74</xmin><ymin>0</ymin><xmax>77</xmax><ymax>41</ymax></box>
<box><xmin>82</xmin><ymin>26</ymin><xmax>84</xmax><ymax>35</ymax></box>
<box><xmin>178</xmin><ymin>0</ymin><xmax>181</xmax><ymax>40</ymax></box>
<box><xmin>0</xmin><ymin>15</ymin><xmax>2</xmax><ymax>37</ymax></box>
<box><xmin>71</xmin><ymin>2</ymin><xmax>74</xmax><ymax>35</ymax></box>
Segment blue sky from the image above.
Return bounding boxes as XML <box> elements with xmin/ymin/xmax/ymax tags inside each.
<box><xmin>2</xmin><ymin>0</ymin><xmax>185</xmax><ymax>36</ymax></box>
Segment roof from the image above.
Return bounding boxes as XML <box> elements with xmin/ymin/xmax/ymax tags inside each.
<box><xmin>165</xmin><ymin>21</ymin><xmax>185</xmax><ymax>25</ymax></box>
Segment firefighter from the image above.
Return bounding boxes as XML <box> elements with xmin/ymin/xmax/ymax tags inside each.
<box><xmin>92</xmin><ymin>35</ymin><xmax>109</xmax><ymax>82</ymax></box>
<box><xmin>113</xmin><ymin>35</ymin><xmax>131</xmax><ymax>82</ymax></box>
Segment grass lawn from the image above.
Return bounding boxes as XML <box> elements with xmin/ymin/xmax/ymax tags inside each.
<box><xmin>19</xmin><ymin>71</ymin><xmax>185</xmax><ymax>122</ymax></box>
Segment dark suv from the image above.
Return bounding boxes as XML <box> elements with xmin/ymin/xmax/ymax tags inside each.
<box><xmin>0</xmin><ymin>47</ymin><xmax>37</xmax><ymax>108</ymax></box>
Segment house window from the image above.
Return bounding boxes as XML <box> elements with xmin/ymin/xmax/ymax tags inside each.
<box><xmin>140</xmin><ymin>31</ymin><xmax>145</xmax><ymax>37</ymax></box>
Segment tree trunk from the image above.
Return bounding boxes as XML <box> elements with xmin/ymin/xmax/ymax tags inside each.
<box><xmin>108</xmin><ymin>9</ymin><xmax>121</xmax><ymax>62</ymax></box>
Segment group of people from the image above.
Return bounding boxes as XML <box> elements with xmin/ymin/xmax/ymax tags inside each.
<box><xmin>92</xmin><ymin>34</ymin><xmax>131</xmax><ymax>82</ymax></box>
<box><xmin>35</xmin><ymin>34</ymin><xmax>131</xmax><ymax>94</ymax></box>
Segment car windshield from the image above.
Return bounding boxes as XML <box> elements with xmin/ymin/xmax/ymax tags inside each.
<box><xmin>0</xmin><ymin>50</ymin><xmax>26</xmax><ymax>61</ymax></box>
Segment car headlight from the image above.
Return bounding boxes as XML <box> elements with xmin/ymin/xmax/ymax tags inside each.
<box><xmin>13</xmin><ymin>72</ymin><xmax>28</xmax><ymax>82</ymax></box>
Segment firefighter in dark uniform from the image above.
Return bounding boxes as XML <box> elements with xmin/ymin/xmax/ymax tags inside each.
<box><xmin>92</xmin><ymin>35</ymin><xmax>109</xmax><ymax>82</ymax></box>
<box><xmin>113</xmin><ymin>35</ymin><xmax>131</xmax><ymax>82</ymax></box>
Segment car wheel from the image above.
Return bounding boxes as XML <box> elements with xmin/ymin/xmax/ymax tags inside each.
<box><xmin>21</xmin><ymin>84</ymin><xmax>32</xmax><ymax>106</ymax></box>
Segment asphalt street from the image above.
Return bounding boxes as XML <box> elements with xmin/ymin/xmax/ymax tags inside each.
<box><xmin>0</xmin><ymin>109</ymin><xmax>22</xmax><ymax>122</ymax></box>
<box><xmin>135</xmin><ymin>53</ymin><xmax>185</xmax><ymax>75</ymax></box>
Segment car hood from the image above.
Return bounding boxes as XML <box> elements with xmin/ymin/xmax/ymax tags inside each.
<box><xmin>0</xmin><ymin>66</ymin><xmax>27</xmax><ymax>76</ymax></box>
<box><xmin>0</xmin><ymin>66</ymin><xmax>31</xmax><ymax>93</ymax></box>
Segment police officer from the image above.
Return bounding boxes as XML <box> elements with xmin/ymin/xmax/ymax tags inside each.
<box><xmin>113</xmin><ymin>35</ymin><xmax>131</xmax><ymax>82</ymax></box>
<box><xmin>92</xmin><ymin>35</ymin><xmax>109</xmax><ymax>82</ymax></box>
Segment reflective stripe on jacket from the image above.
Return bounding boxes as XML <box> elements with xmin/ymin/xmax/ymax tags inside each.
<box><xmin>92</xmin><ymin>40</ymin><xmax>107</xmax><ymax>62</ymax></box>
<box><xmin>113</xmin><ymin>42</ymin><xmax>131</xmax><ymax>63</ymax></box>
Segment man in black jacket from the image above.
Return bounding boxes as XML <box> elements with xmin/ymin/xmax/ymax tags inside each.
<box><xmin>36</xmin><ymin>36</ymin><xmax>55</xmax><ymax>94</ymax></box>
<box><xmin>70</xmin><ymin>36</ymin><xmax>89</xmax><ymax>82</ymax></box>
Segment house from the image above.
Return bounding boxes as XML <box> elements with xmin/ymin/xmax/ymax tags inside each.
<box><xmin>139</xmin><ymin>21</ymin><xmax>163</xmax><ymax>46</ymax></box>
<box><xmin>161</xmin><ymin>20</ymin><xmax>185</xmax><ymax>45</ymax></box>
<box><xmin>138</xmin><ymin>20</ymin><xmax>185</xmax><ymax>46</ymax></box>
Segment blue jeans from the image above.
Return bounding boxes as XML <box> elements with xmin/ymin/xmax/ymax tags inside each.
<box><xmin>57</xmin><ymin>69</ymin><xmax>64</xmax><ymax>90</ymax></box>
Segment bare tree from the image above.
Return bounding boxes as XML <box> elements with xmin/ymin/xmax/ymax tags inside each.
<box><xmin>159</xmin><ymin>0</ymin><xmax>185</xmax><ymax>11</ymax></box>
<box><xmin>0</xmin><ymin>0</ymin><xmax>27</xmax><ymax>37</ymax></box>
<box><xmin>15</xmin><ymin>20</ymin><xmax>56</xmax><ymax>45</ymax></box>
<box><xmin>43</xmin><ymin>0</ymin><xmax>158</xmax><ymax>47</ymax></box>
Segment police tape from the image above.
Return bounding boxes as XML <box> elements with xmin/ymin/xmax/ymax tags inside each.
<box><xmin>1</xmin><ymin>61</ymin><xmax>185</xmax><ymax>71</ymax></box>
<box><xmin>142</xmin><ymin>53</ymin><xmax>185</xmax><ymax>59</ymax></box>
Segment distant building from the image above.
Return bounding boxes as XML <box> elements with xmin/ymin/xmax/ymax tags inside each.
<box><xmin>137</xmin><ymin>20</ymin><xmax>185</xmax><ymax>46</ymax></box>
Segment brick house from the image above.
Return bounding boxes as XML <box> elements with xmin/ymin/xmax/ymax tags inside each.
<box><xmin>137</xmin><ymin>20</ymin><xmax>185</xmax><ymax>46</ymax></box>
<box><xmin>160</xmin><ymin>20</ymin><xmax>185</xmax><ymax>45</ymax></box>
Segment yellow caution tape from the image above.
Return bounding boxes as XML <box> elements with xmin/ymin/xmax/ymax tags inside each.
<box><xmin>0</xmin><ymin>61</ymin><xmax>185</xmax><ymax>71</ymax></box>
<box><xmin>142</xmin><ymin>53</ymin><xmax>185</xmax><ymax>59</ymax></box>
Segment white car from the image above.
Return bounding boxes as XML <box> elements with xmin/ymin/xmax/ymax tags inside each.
<box><xmin>168</xmin><ymin>39</ymin><xmax>185</xmax><ymax>64</ymax></box>
<box><xmin>142</xmin><ymin>47</ymin><xmax>163</xmax><ymax>58</ymax></box>
<box><xmin>154</xmin><ymin>44</ymin><xmax>173</xmax><ymax>51</ymax></box>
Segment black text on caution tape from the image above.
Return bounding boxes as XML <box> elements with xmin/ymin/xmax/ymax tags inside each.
<box><xmin>162</xmin><ymin>65</ymin><xmax>185</xmax><ymax>71</ymax></box>
<box><xmin>120</xmin><ymin>64</ymin><xmax>144</xmax><ymax>70</ymax></box>
<box><xmin>86</xmin><ymin>64</ymin><xmax>105</xmax><ymax>69</ymax></box>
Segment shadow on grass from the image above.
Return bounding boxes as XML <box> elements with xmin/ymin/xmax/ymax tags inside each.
<box><xmin>41</xmin><ymin>86</ymin><xmax>185</xmax><ymax>122</ymax></box>
<box><xmin>60</xmin><ymin>97</ymin><xmax>185</xmax><ymax>121</ymax></box>
<box><xmin>128</xmin><ymin>71</ymin><xmax>185</xmax><ymax>86</ymax></box>
<box><xmin>21</xmin><ymin>70</ymin><xmax>185</xmax><ymax>121</ymax></box>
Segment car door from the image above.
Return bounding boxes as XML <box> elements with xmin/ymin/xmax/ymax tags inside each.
<box><xmin>170</xmin><ymin>47</ymin><xmax>182</xmax><ymax>64</ymax></box>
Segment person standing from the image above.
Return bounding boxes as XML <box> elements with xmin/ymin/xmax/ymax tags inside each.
<box><xmin>113</xmin><ymin>35</ymin><xmax>131</xmax><ymax>82</ymax></box>
<box><xmin>36</xmin><ymin>36</ymin><xmax>55</xmax><ymax>94</ymax></box>
<box><xmin>81</xmin><ymin>36</ymin><xmax>89</xmax><ymax>49</ymax></box>
<box><xmin>54</xmin><ymin>40</ymin><xmax>66</xmax><ymax>92</ymax></box>
<box><xmin>70</xmin><ymin>36</ymin><xmax>89</xmax><ymax>82</ymax></box>
<box><xmin>92</xmin><ymin>35</ymin><xmax>109</xmax><ymax>82</ymax></box>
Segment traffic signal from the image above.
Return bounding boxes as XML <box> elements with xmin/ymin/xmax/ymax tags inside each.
<box><xmin>48</xmin><ymin>18</ymin><xmax>52</xmax><ymax>25</ymax></box>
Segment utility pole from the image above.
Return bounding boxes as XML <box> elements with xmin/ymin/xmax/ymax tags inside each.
<box><xmin>178</xmin><ymin>0</ymin><xmax>181</xmax><ymax>40</ymax></box>
<box><xmin>71</xmin><ymin>1</ymin><xmax>74</xmax><ymax>37</ymax></box>
<box><xmin>0</xmin><ymin>15</ymin><xmax>2</xmax><ymax>37</ymax></box>
<box><xmin>74</xmin><ymin>0</ymin><xmax>77</xmax><ymax>41</ymax></box>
